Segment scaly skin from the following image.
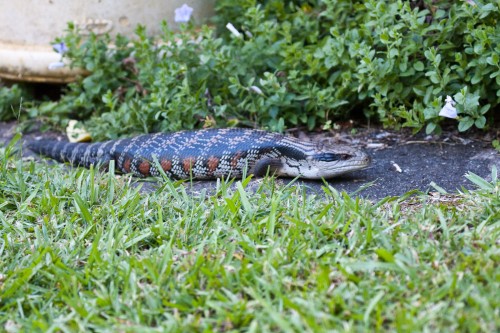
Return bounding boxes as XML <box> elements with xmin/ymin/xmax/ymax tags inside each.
<box><xmin>27</xmin><ymin>128</ymin><xmax>371</xmax><ymax>179</ymax></box>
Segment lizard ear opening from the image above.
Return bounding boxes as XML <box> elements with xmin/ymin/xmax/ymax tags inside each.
<box><xmin>251</xmin><ymin>158</ymin><xmax>283</xmax><ymax>177</ymax></box>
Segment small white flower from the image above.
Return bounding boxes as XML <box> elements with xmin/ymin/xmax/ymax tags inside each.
<box><xmin>52</xmin><ymin>42</ymin><xmax>68</xmax><ymax>54</ymax></box>
<box><xmin>445</xmin><ymin>95</ymin><xmax>455</xmax><ymax>105</ymax></box>
<box><xmin>5</xmin><ymin>320</ymin><xmax>21</xmax><ymax>333</ymax></box>
<box><xmin>439</xmin><ymin>95</ymin><xmax>458</xmax><ymax>119</ymax></box>
<box><xmin>174</xmin><ymin>4</ymin><xmax>193</xmax><ymax>23</ymax></box>
<box><xmin>48</xmin><ymin>61</ymin><xmax>66</xmax><ymax>70</ymax></box>
<box><xmin>249</xmin><ymin>86</ymin><xmax>263</xmax><ymax>95</ymax></box>
<box><xmin>226</xmin><ymin>23</ymin><xmax>241</xmax><ymax>38</ymax></box>
<box><xmin>465</xmin><ymin>0</ymin><xmax>476</xmax><ymax>6</ymax></box>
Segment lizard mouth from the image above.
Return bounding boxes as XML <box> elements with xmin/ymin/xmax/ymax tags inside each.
<box><xmin>316</xmin><ymin>150</ymin><xmax>371</xmax><ymax>178</ymax></box>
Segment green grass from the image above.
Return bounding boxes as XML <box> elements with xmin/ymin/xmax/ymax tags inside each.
<box><xmin>0</xmin><ymin>136</ymin><xmax>499</xmax><ymax>332</ymax></box>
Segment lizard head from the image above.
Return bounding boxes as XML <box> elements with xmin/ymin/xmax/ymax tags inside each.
<box><xmin>306</xmin><ymin>139</ymin><xmax>371</xmax><ymax>179</ymax></box>
<box><xmin>274</xmin><ymin>138</ymin><xmax>371</xmax><ymax>179</ymax></box>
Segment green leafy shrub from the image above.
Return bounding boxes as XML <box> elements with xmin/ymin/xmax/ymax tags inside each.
<box><xmin>25</xmin><ymin>0</ymin><xmax>500</xmax><ymax>138</ymax></box>
<box><xmin>216</xmin><ymin>0</ymin><xmax>500</xmax><ymax>134</ymax></box>
<box><xmin>0</xmin><ymin>83</ymin><xmax>25</xmax><ymax>121</ymax></box>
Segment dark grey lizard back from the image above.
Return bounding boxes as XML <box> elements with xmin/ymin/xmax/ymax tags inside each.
<box><xmin>28</xmin><ymin>128</ymin><xmax>371</xmax><ymax>179</ymax></box>
<box><xmin>28</xmin><ymin>128</ymin><xmax>293</xmax><ymax>179</ymax></box>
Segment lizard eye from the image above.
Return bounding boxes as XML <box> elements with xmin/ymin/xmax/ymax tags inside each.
<box><xmin>313</xmin><ymin>153</ymin><xmax>339</xmax><ymax>162</ymax></box>
<box><xmin>313</xmin><ymin>153</ymin><xmax>353</xmax><ymax>162</ymax></box>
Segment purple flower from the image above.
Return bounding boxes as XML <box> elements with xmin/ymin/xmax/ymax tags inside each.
<box><xmin>175</xmin><ymin>4</ymin><xmax>193</xmax><ymax>23</ymax></box>
<box><xmin>52</xmin><ymin>42</ymin><xmax>68</xmax><ymax>54</ymax></box>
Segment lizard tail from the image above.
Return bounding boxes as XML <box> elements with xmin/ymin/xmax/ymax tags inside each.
<box><xmin>26</xmin><ymin>139</ymin><xmax>111</xmax><ymax>168</ymax></box>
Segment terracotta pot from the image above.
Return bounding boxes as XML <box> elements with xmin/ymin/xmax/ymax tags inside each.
<box><xmin>0</xmin><ymin>0</ymin><xmax>215</xmax><ymax>83</ymax></box>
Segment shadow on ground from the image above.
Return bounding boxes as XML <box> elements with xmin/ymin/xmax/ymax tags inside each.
<box><xmin>1</xmin><ymin>121</ymin><xmax>498</xmax><ymax>200</ymax></box>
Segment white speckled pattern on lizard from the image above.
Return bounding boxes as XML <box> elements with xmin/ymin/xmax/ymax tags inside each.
<box><xmin>27</xmin><ymin>128</ymin><xmax>371</xmax><ymax>179</ymax></box>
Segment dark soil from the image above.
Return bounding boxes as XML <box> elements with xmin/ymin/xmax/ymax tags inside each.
<box><xmin>1</xmin><ymin>121</ymin><xmax>499</xmax><ymax>200</ymax></box>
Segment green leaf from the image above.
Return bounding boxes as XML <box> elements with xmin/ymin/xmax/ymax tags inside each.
<box><xmin>426</xmin><ymin>71</ymin><xmax>440</xmax><ymax>84</ymax></box>
<box><xmin>465</xmin><ymin>171</ymin><xmax>494</xmax><ymax>190</ymax></box>
<box><xmin>479</xmin><ymin>104</ymin><xmax>490</xmax><ymax>115</ymax></box>
<box><xmin>5</xmin><ymin>133</ymin><xmax>22</xmax><ymax>156</ymax></box>
<box><xmin>479</xmin><ymin>3</ymin><xmax>496</xmax><ymax>19</ymax></box>
<box><xmin>454</xmin><ymin>90</ymin><xmax>466</xmax><ymax>105</ymax></box>
<box><xmin>430</xmin><ymin>181</ymin><xmax>448</xmax><ymax>194</ymax></box>
<box><xmin>486</xmin><ymin>54</ymin><xmax>499</xmax><ymax>66</ymax></box>
<box><xmin>380</xmin><ymin>30</ymin><xmax>390</xmax><ymax>43</ymax></box>
<box><xmin>389</xmin><ymin>48</ymin><xmax>399</xmax><ymax>58</ymax></box>
<box><xmin>464</xmin><ymin>94</ymin><xmax>480</xmax><ymax>111</ymax></box>
<box><xmin>424</xmin><ymin>106</ymin><xmax>436</xmax><ymax>120</ymax></box>
<box><xmin>375</xmin><ymin>248</ymin><xmax>395</xmax><ymax>263</ymax></box>
<box><xmin>426</xmin><ymin>122</ymin><xmax>437</xmax><ymax>134</ymax></box>
<box><xmin>73</xmin><ymin>193</ymin><xmax>92</xmax><ymax>224</ymax></box>
<box><xmin>364</xmin><ymin>291</ymin><xmax>385</xmax><ymax>324</ymax></box>
<box><xmin>473</xmin><ymin>43</ymin><xmax>484</xmax><ymax>55</ymax></box>
<box><xmin>458</xmin><ymin>117</ymin><xmax>474</xmax><ymax>132</ymax></box>
<box><xmin>413</xmin><ymin>61</ymin><xmax>425</xmax><ymax>71</ymax></box>
<box><xmin>490</xmin><ymin>70</ymin><xmax>500</xmax><ymax>78</ymax></box>
<box><xmin>236</xmin><ymin>181</ymin><xmax>253</xmax><ymax>215</ymax></box>
<box><xmin>474</xmin><ymin>116</ymin><xmax>486</xmax><ymax>129</ymax></box>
